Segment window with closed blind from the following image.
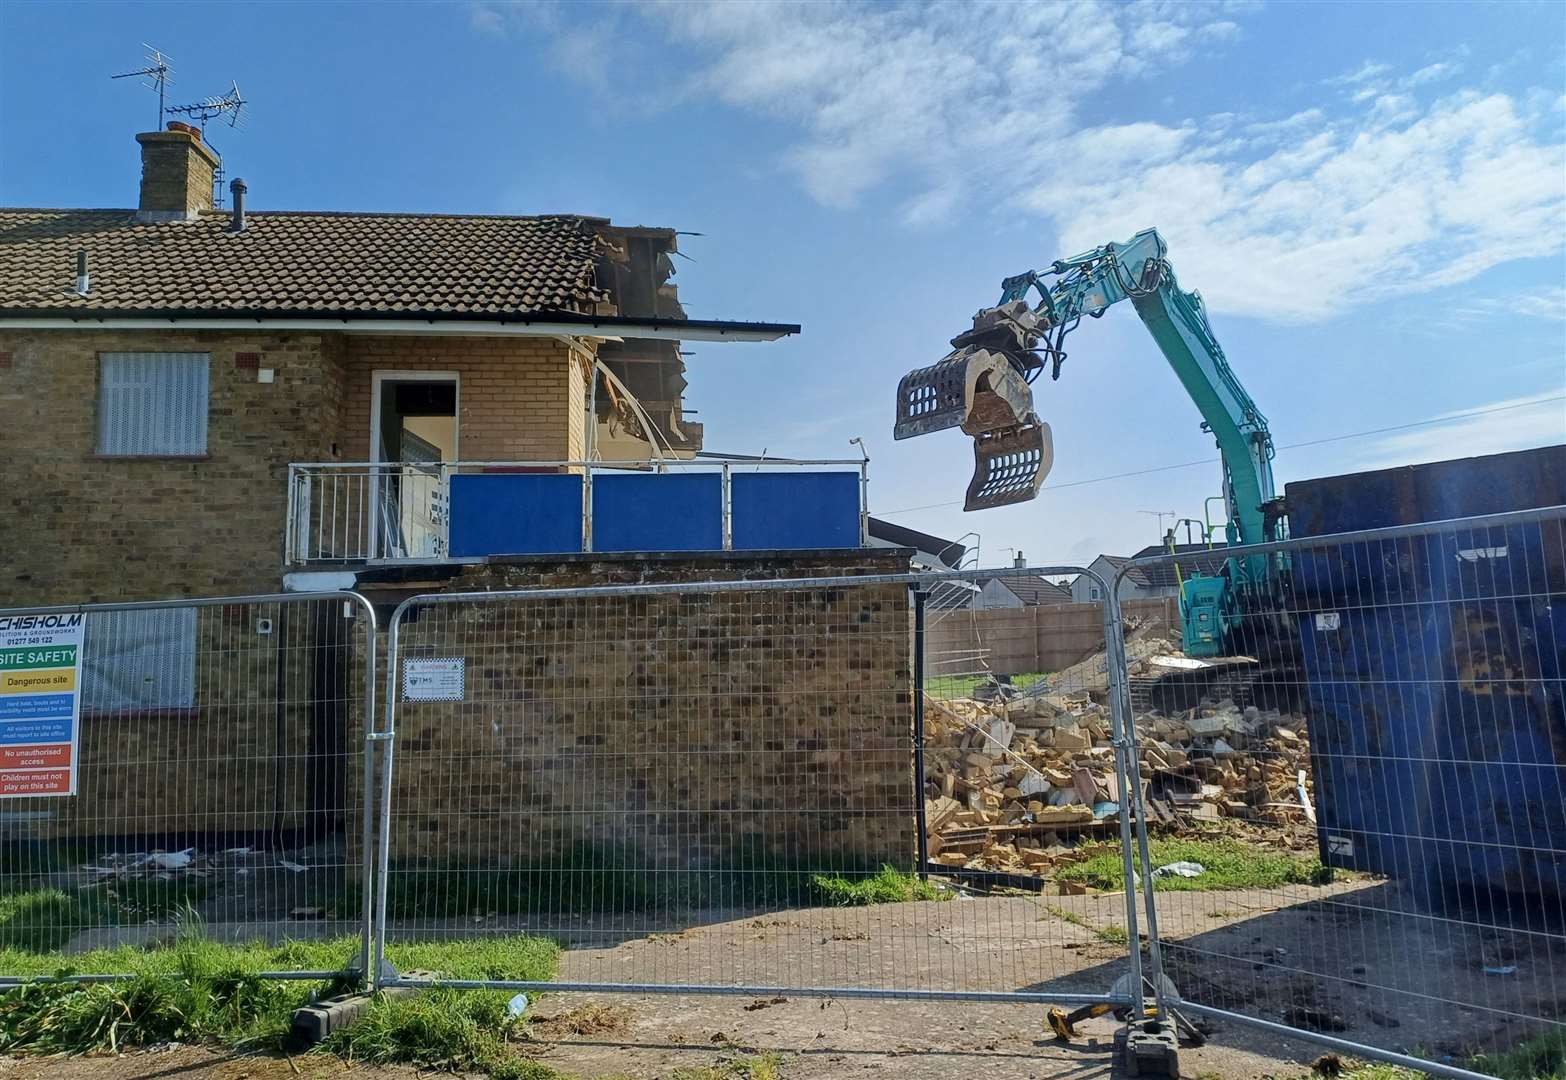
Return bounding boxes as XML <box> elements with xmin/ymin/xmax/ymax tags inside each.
<box><xmin>80</xmin><ymin>608</ymin><xmax>198</xmax><ymax>712</ymax></box>
<box><xmin>97</xmin><ymin>352</ymin><xmax>210</xmax><ymax>456</ymax></box>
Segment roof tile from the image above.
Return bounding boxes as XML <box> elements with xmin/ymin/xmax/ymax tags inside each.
<box><xmin>0</xmin><ymin>208</ymin><xmax>608</xmax><ymax>317</ymax></box>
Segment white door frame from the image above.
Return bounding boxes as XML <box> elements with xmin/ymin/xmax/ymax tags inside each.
<box><xmin>368</xmin><ymin>370</ymin><xmax>460</xmax><ymax>560</ymax></box>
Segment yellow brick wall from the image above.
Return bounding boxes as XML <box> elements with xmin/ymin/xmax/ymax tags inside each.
<box><xmin>0</xmin><ymin>329</ymin><xmax>590</xmax><ymax>606</ymax></box>
<box><xmin>337</xmin><ymin>335</ymin><xmax>587</xmax><ymax>463</ymax></box>
<box><xmin>0</xmin><ymin>330</ymin><xmax>338</xmax><ymax>605</ymax></box>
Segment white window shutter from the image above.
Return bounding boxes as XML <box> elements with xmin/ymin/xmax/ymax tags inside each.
<box><xmin>98</xmin><ymin>353</ymin><xmax>209</xmax><ymax>455</ymax></box>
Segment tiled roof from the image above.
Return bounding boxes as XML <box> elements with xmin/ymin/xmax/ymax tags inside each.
<box><xmin>1127</xmin><ymin>543</ymin><xmax>1233</xmax><ymax>588</ymax></box>
<box><xmin>1094</xmin><ymin>553</ymin><xmax>1150</xmax><ymax>587</ymax></box>
<box><xmin>0</xmin><ymin>209</ymin><xmax>608</xmax><ymax>317</ymax></box>
<box><xmin>982</xmin><ymin>575</ymin><xmax>1073</xmax><ymax>605</ymax></box>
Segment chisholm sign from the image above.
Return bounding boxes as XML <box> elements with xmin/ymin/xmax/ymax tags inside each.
<box><xmin>0</xmin><ymin>612</ymin><xmax>85</xmax><ymax>797</ymax></box>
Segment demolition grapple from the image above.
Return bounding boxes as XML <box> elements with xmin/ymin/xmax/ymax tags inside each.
<box><xmin>894</xmin><ymin>300</ymin><xmax>1052</xmax><ymax>511</ymax></box>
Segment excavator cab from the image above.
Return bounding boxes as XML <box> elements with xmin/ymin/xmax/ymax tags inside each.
<box><xmin>894</xmin><ymin>301</ymin><xmax>1053</xmax><ymax>511</ymax></box>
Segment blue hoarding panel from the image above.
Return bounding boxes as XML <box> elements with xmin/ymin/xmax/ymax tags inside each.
<box><xmin>592</xmin><ymin>473</ymin><xmax>722</xmax><ymax>552</ymax></box>
<box><xmin>731</xmin><ymin>472</ymin><xmax>860</xmax><ymax>550</ymax></box>
<box><xmin>448</xmin><ymin>473</ymin><xmax>583</xmax><ymax>556</ymax></box>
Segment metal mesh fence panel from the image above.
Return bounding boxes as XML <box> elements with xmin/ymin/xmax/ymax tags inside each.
<box><xmin>1117</xmin><ymin>508</ymin><xmax>1566</xmax><ymax>1077</ymax></box>
<box><xmin>377</xmin><ymin>570</ymin><xmax>1139</xmax><ymax>1003</ymax></box>
<box><xmin>0</xmin><ymin>593</ymin><xmax>376</xmax><ymax>982</ymax></box>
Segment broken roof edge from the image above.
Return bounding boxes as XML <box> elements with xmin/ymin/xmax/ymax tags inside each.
<box><xmin>0</xmin><ymin>308</ymin><xmax>801</xmax><ymax>343</ymax></box>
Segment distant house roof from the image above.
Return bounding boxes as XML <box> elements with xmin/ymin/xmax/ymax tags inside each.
<box><xmin>978</xmin><ymin>574</ymin><xmax>1072</xmax><ymax>605</ymax></box>
<box><xmin>867</xmin><ymin>517</ymin><xmax>967</xmax><ymax>569</ymax></box>
<box><xmin>1124</xmin><ymin>543</ymin><xmax>1232</xmax><ymax>589</ymax></box>
<box><xmin>1092</xmin><ymin>553</ymin><xmax>1149</xmax><ymax>587</ymax></box>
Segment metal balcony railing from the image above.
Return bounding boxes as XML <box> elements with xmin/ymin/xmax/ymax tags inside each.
<box><xmin>284</xmin><ymin>459</ymin><xmax>870</xmax><ymax>567</ymax></box>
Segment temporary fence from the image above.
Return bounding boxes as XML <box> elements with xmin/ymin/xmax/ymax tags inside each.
<box><xmin>0</xmin><ymin>592</ymin><xmax>377</xmax><ymax>984</ymax></box>
<box><xmin>369</xmin><ymin>566</ymin><xmax>1151</xmax><ymax>1008</ymax></box>
<box><xmin>1116</xmin><ymin>505</ymin><xmax>1566</xmax><ymax>1079</ymax></box>
<box><xmin>1</xmin><ymin>511</ymin><xmax>1560</xmax><ymax>1080</ymax></box>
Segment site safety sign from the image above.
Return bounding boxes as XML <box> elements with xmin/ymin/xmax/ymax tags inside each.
<box><xmin>0</xmin><ymin>612</ymin><xmax>84</xmax><ymax>798</ymax></box>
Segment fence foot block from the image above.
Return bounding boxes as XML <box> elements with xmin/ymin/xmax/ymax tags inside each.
<box><xmin>289</xmin><ymin>970</ymin><xmax>431</xmax><ymax>1047</ymax></box>
<box><xmin>1121</xmin><ymin>1021</ymin><xmax>1179</xmax><ymax>1078</ymax></box>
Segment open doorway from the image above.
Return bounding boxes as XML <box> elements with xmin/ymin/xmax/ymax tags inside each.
<box><xmin>370</xmin><ymin>372</ymin><xmax>458</xmax><ymax>559</ymax></box>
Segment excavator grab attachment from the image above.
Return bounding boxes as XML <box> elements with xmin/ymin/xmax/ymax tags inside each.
<box><xmin>894</xmin><ymin>300</ymin><xmax>1053</xmax><ymax>510</ymax></box>
<box><xmin>893</xmin><ymin>346</ymin><xmax>1035</xmax><ymax>440</ymax></box>
<box><xmin>966</xmin><ymin>420</ymin><xmax>1051</xmax><ymax>511</ymax></box>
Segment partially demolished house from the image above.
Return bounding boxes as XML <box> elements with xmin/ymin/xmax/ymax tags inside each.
<box><xmin>0</xmin><ymin>124</ymin><xmax>912</xmax><ymax>871</ymax></box>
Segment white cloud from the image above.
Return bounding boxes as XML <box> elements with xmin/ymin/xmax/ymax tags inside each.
<box><xmin>1360</xmin><ymin>392</ymin><xmax>1566</xmax><ymax>469</ymax></box>
<box><xmin>497</xmin><ymin>3</ymin><xmax>1565</xmax><ymax>322</ymax></box>
<box><xmin>1024</xmin><ymin>92</ymin><xmax>1566</xmax><ymax>319</ymax></box>
<box><xmin>1330</xmin><ymin>61</ymin><xmax>1393</xmax><ymax>86</ymax></box>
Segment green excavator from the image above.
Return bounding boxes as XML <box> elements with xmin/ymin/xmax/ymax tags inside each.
<box><xmin>893</xmin><ymin>228</ymin><xmax>1288</xmax><ymax>657</ymax></box>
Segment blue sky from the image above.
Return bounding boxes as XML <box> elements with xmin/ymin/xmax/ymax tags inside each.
<box><xmin>3</xmin><ymin>0</ymin><xmax>1563</xmax><ymax>567</ymax></box>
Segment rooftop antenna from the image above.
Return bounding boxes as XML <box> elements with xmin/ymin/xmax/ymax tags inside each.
<box><xmin>166</xmin><ymin>81</ymin><xmax>247</xmax><ymax>207</ymax></box>
<box><xmin>166</xmin><ymin>80</ymin><xmax>246</xmax><ymax>135</ymax></box>
<box><xmin>110</xmin><ymin>44</ymin><xmax>173</xmax><ymax>130</ymax></box>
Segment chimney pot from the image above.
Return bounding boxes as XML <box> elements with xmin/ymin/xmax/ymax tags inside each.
<box><xmin>1014</xmin><ymin>551</ymin><xmax>1026</xmax><ymax>568</ymax></box>
<box><xmin>135</xmin><ymin>129</ymin><xmax>220</xmax><ymax>221</ymax></box>
<box><xmin>229</xmin><ymin>177</ymin><xmax>247</xmax><ymax>232</ymax></box>
<box><xmin>74</xmin><ymin>248</ymin><xmax>89</xmax><ymax>296</ymax></box>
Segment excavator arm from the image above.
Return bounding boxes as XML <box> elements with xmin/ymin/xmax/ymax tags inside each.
<box><xmin>894</xmin><ymin>228</ymin><xmax>1284</xmax><ymax>655</ymax></box>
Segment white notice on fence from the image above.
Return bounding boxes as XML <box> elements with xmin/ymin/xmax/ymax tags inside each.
<box><xmin>403</xmin><ymin>658</ymin><xmax>465</xmax><ymax>701</ymax></box>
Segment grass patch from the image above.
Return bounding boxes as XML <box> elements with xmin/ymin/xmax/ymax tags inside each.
<box><xmin>0</xmin><ymin>932</ymin><xmax>558</xmax><ymax>1058</ymax></box>
<box><xmin>1468</xmin><ymin>1029</ymin><xmax>1566</xmax><ymax>1080</ymax></box>
<box><xmin>356</xmin><ymin>845</ymin><xmax>913</xmax><ymax>918</ymax></box>
<box><xmin>1043</xmin><ymin>904</ymin><xmax>1088</xmax><ymax>929</ymax></box>
<box><xmin>0</xmin><ymin>880</ymin><xmax>212</xmax><ymax>954</ymax></box>
<box><xmin>811</xmin><ymin>866</ymin><xmax>947</xmax><ymax>905</ymax></box>
<box><xmin>0</xmin><ymin>888</ymin><xmax>98</xmax><ymax>953</ymax></box>
<box><xmin>1092</xmin><ymin>923</ymin><xmax>1129</xmax><ymax>945</ymax></box>
<box><xmin>1042</xmin><ymin>906</ymin><xmax>1126</xmax><ymax>944</ymax></box>
<box><xmin>926</xmin><ymin>672</ymin><xmax>1049</xmax><ymax>700</ymax></box>
<box><xmin>323</xmin><ymin>986</ymin><xmax>558</xmax><ymax>1078</ymax></box>
<box><xmin>1057</xmin><ymin>838</ymin><xmax>1328</xmax><ymax>892</ymax></box>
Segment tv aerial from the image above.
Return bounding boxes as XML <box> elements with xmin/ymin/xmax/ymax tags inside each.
<box><xmin>166</xmin><ymin>81</ymin><xmax>247</xmax><ymax>134</ymax></box>
<box><xmin>110</xmin><ymin>44</ymin><xmax>173</xmax><ymax>130</ymax></box>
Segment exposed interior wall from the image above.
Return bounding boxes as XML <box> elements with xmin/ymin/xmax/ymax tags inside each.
<box><xmin>0</xmin><ymin>330</ymin><xmax>338</xmax><ymax>606</ymax></box>
<box><xmin>592</xmin><ymin>225</ymin><xmax>701</xmax><ymax>455</ymax></box>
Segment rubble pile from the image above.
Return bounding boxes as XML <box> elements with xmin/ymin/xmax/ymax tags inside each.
<box><xmin>923</xmin><ymin>686</ymin><xmax>1316</xmax><ymax>877</ymax></box>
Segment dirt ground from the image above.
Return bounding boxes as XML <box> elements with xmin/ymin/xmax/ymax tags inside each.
<box><xmin>10</xmin><ymin>873</ymin><xmax>1556</xmax><ymax>1079</ymax></box>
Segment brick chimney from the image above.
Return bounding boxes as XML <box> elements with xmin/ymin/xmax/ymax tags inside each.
<box><xmin>135</xmin><ymin>125</ymin><xmax>220</xmax><ymax>221</ymax></box>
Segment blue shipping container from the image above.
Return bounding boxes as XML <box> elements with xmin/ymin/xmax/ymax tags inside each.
<box><xmin>1286</xmin><ymin>445</ymin><xmax>1566</xmax><ymax>904</ymax></box>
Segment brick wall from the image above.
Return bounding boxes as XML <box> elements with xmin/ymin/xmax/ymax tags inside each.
<box><xmin>0</xmin><ymin>330</ymin><xmax>338</xmax><ymax>606</ymax></box>
<box><xmin>12</xmin><ymin>596</ymin><xmax>369</xmax><ymax>848</ymax></box>
<box><xmin>0</xmin><ymin>330</ymin><xmax>590</xmax><ymax>606</ymax></box>
<box><xmin>337</xmin><ymin>335</ymin><xmax>585</xmax><ymax>462</ymax></box>
<box><xmin>135</xmin><ymin>131</ymin><xmax>218</xmax><ymax>215</ymax></box>
<box><xmin>372</xmin><ymin>550</ymin><xmax>916</xmax><ymax>873</ymax></box>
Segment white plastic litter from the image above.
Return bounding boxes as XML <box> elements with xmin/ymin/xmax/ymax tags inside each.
<box><xmin>277</xmin><ymin>859</ymin><xmax>310</xmax><ymax>873</ymax></box>
<box><xmin>145</xmin><ymin>849</ymin><xmax>194</xmax><ymax>870</ymax></box>
<box><xmin>1152</xmin><ymin>861</ymin><xmax>1205</xmax><ymax>879</ymax></box>
<box><xmin>507</xmin><ymin>993</ymin><xmax>529</xmax><ymax>1018</ymax></box>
